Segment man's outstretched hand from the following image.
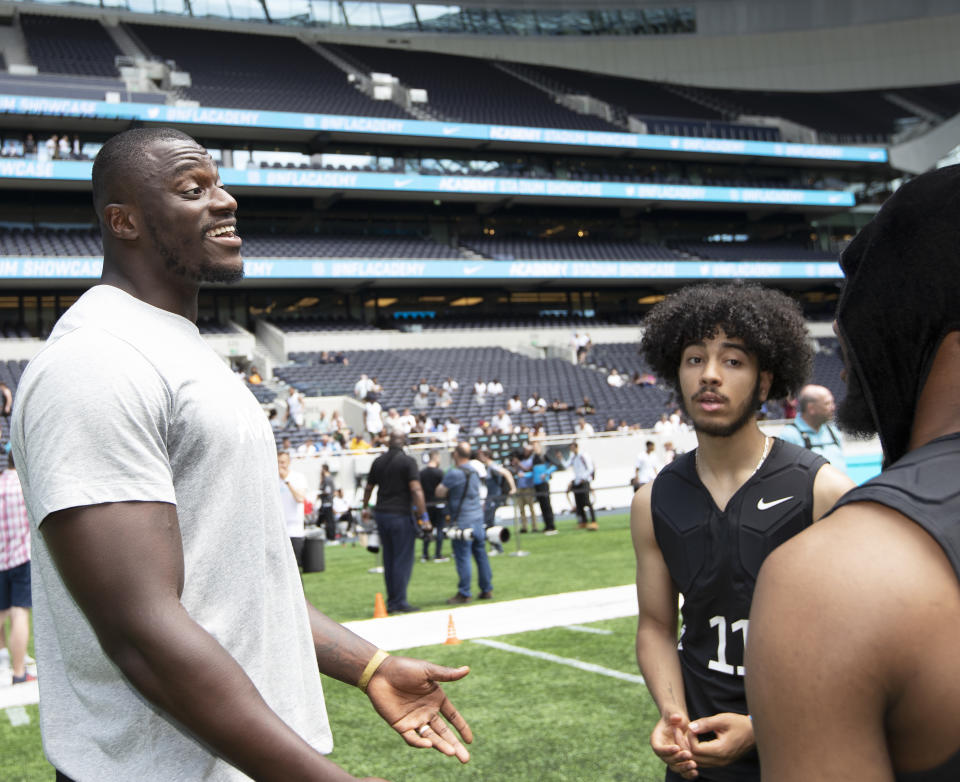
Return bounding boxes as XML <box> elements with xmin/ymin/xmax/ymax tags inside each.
<box><xmin>366</xmin><ymin>655</ymin><xmax>473</xmax><ymax>763</ymax></box>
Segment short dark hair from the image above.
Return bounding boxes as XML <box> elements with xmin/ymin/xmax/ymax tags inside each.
<box><xmin>91</xmin><ymin>127</ymin><xmax>197</xmax><ymax>218</ymax></box>
<box><xmin>640</xmin><ymin>282</ymin><xmax>811</xmax><ymax>401</ymax></box>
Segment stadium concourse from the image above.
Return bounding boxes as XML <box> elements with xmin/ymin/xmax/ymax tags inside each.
<box><xmin>0</xmin><ymin>585</ymin><xmax>640</xmax><ymax>712</ymax></box>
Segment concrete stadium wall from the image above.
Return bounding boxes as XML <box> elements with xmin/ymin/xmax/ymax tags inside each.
<box><xmin>278</xmin><ymin>325</ymin><xmax>642</xmax><ymax>356</ymax></box>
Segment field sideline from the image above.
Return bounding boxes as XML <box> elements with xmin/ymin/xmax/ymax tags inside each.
<box><xmin>0</xmin><ymin>512</ymin><xmax>670</xmax><ymax>781</ymax></box>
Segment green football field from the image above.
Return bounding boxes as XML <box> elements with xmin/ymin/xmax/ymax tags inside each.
<box><xmin>0</xmin><ymin>513</ymin><xmax>668</xmax><ymax>781</ymax></box>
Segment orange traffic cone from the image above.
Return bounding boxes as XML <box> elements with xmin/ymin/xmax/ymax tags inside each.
<box><xmin>373</xmin><ymin>592</ymin><xmax>388</xmax><ymax>618</ymax></box>
<box><xmin>443</xmin><ymin>613</ymin><xmax>462</xmax><ymax>645</ymax></box>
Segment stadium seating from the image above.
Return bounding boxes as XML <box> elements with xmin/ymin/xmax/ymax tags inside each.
<box><xmin>270</xmin><ymin>317</ymin><xmax>375</xmax><ymax>333</ymax></box>
<box><xmin>0</xmin><ymin>227</ymin><xmax>839</xmax><ymax>264</ymax></box>
<box><xmin>505</xmin><ymin>63</ymin><xmax>779</xmax><ymax>141</ymax></box>
<box><xmin>0</xmin><ymin>226</ymin><xmax>101</xmax><ymax>256</ymax></box>
<box><xmin>324</xmin><ymin>44</ymin><xmax>620</xmax><ymax>131</ymax></box>
<box><xmin>20</xmin><ymin>13</ymin><xmax>122</xmax><ymax>78</ymax></box>
<box><xmin>240</xmin><ymin>235</ymin><xmax>462</xmax><ymax>259</ymax></box>
<box><xmin>412</xmin><ymin>313</ymin><xmax>642</xmax><ymax>330</ymax></box>
<box><xmin>275</xmin><ymin>346</ymin><xmax>674</xmax><ymax>432</ymax></box>
<box><xmin>461</xmin><ymin>238</ymin><xmax>684</xmax><ymax>261</ymax></box>
<box><xmin>126</xmin><ymin>24</ymin><xmax>412</xmax><ymax>119</ymax></box>
<box><xmin>672</xmin><ymin>241</ymin><xmax>836</xmax><ymax>261</ymax></box>
<box><xmin>691</xmin><ymin>84</ymin><xmax>956</xmax><ymax>143</ymax></box>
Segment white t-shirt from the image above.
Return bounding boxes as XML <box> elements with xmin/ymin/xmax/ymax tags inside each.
<box><xmin>364</xmin><ymin>400</ymin><xmax>383</xmax><ymax>433</ymax></box>
<box><xmin>635</xmin><ymin>450</ymin><xmax>662</xmax><ymax>485</ymax></box>
<box><xmin>575</xmin><ymin>421</ymin><xmax>595</xmax><ymax>437</ymax></box>
<box><xmin>287</xmin><ymin>392</ymin><xmax>304</xmax><ymax>425</ymax></box>
<box><xmin>280</xmin><ymin>469</ymin><xmax>309</xmax><ymax>537</ymax></box>
<box><xmin>11</xmin><ymin>286</ymin><xmax>331</xmax><ymax>781</ymax></box>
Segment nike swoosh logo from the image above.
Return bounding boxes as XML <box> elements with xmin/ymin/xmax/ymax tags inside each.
<box><xmin>757</xmin><ymin>496</ymin><xmax>793</xmax><ymax>510</ymax></box>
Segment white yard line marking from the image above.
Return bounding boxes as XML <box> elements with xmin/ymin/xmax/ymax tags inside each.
<box><xmin>564</xmin><ymin>624</ymin><xmax>613</xmax><ymax>635</ymax></box>
<box><xmin>6</xmin><ymin>706</ymin><xmax>30</xmax><ymax>726</ymax></box>
<box><xmin>472</xmin><ymin>638</ymin><xmax>645</xmax><ymax>685</ymax></box>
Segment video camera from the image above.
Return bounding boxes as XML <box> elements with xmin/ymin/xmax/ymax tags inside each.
<box><xmin>423</xmin><ymin>525</ymin><xmax>511</xmax><ymax>544</ymax></box>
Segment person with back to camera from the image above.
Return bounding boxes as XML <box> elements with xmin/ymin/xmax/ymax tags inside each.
<box><xmin>437</xmin><ymin>442</ymin><xmax>494</xmax><ymax>604</ymax></box>
<box><xmin>746</xmin><ymin>163</ymin><xmax>960</xmax><ymax>782</ymax></box>
<box><xmin>362</xmin><ymin>431</ymin><xmax>430</xmax><ymax>614</ymax></box>
<box><xmin>527</xmin><ymin>442</ymin><xmax>559</xmax><ymax>535</ymax></box>
<box><xmin>631</xmin><ymin>282</ymin><xmax>853</xmax><ymax>782</ymax></box>
<box><xmin>476</xmin><ymin>447</ymin><xmax>516</xmax><ymax>554</ymax></box>
<box><xmin>419</xmin><ymin>451</ymin><xmax>448</xmax><ymax>563</ymax></box>
<box><xmin>10</xmin><ymin>127</ymin><xmax>472</xmax><ymax>782</ymax></box>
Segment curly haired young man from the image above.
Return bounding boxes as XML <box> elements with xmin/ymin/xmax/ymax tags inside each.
<box><xmin>631</xmin><ymin>282</ymin><xmax>853</xmax><ymax>781</ymax></box>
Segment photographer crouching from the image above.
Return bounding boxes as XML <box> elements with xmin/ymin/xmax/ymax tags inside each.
<box><xmin>437</xmin><ymin>442</ymin><xmax>494</xmax><ymax>605</ymax></box>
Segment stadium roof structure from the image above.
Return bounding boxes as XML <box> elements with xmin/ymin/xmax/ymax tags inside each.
<box><xmin>9</xmin><ymin>0</ymin><xmax>960</xmax><ymax>37</ymax></box>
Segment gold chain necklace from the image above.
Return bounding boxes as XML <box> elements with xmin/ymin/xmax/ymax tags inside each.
<box><xmin>696</xmin><ymin>435</ymin><xmax>771</xmax><ymax>478</ymax></box>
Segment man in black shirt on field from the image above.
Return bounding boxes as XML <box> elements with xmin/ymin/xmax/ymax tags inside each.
<box><xmin>362</xmin><ymin>433</ymin><xmax>429</xmax><ymax>614</ymax></box>
<box><xmin>631</xmin><ymin>283</ymin><xmax>852</xmax><ymax>781</ymax></box>
<box><xmin>318</xmin><ymin>463</ymin><xmax>336</xmax><ymax>541</ymax></box>
<box><xmin>419</xmin><ymin>451</ymin><xmax>448</xmax><ymax>563</ymax></box>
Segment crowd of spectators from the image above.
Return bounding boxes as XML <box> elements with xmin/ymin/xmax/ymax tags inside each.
<box><xmin>1</xmin><ymin>132</ymin><xmax>89</xmax><ymax>161</ymax></box>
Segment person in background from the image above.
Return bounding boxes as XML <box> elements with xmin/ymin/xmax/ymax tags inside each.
<box><xmin>318</xmin><ymin>463</ymin><xmax>337</xmax><ymax>542</ymax></box>
<box><xmin>0</xmin><ymin>452</ymin><xmax>35</xmax><ymax>685</ymax></box>
<box><xmin>529</xmin><ymin>442</ymin><xmax>558</xmax><ymax>536</ymax></box>
<box><xmin>365</xmin><ymin>394</ymin><xmax>384</xmax><ymax>442</ymax></box>
<box><xmin>511</xmin><ymin>445</ymin><xmax>538</xmax><ymax>534</ymax></box>
<box><xmin>362</xmin><ymin>432</ymin><xmax>429</xmax><ymax>614</ymax></box>
<box><xmin>278</xmin><ymin>451</ymin><xmax>309</xmax><ymax>566</ymax></box>
<box><xmin>631</xmin><ymin>282</ymin><xmax>852</xmax><ymax>782</ymax></box>
<box><xmin>477</xmin><ymin>448</ymin><xmax>516</xmax><ymax>554</ymax></box>
<box><xmin>331</xmin><ymin>488</ymin><xmax>355</xmax><ymax>542</ymax></box>
<box><xmin>419</xmin><ymin>451</ymin><xmax>448</xmax><ymax>564</ymax></box>
<box><xmin>286</xmin><ymin>387</ymin><xmax>305</xmax><ymax>428</ymax></box>
<box><xmin>566</xmin><ymin>440</ymin><xmax>597</xmax><ymax>530</ymax></box>
<box><xmin>574</xmin><ymin>415</ymin><xmax>595</xmax><ymax>438</ymax></box>
<box><xmin>777</xmin><ymin>383</ymin><xmax>846</xmax><ymax>473</ymax></box>
<box><xmin>437</xmin><ymin>443</ymin><xmax>493</xmax><ymax>604</ymax></box>
<box><xmin>632</xmin><ymin>441</ymin><xmax>661</xmax><ymax>492</ymax></box>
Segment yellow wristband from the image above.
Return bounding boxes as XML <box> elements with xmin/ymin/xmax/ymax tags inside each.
<box><xmin>357</xmin><ymin>649</ymin><xmax>390</xmax><ymax>694</ymax></box>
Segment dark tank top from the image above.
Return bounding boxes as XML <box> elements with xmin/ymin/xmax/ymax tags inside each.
<box><xmin>829</xmin><ymin>432</ymin><xmax>960</xmax><ymax>782</ymax></box>
<box><xmin>653</xmin><ymin>439</ymin><xmax>825</xmax><ymax>782</ymax></box>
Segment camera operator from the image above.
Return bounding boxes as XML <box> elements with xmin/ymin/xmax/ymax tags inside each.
<box><xmin>437</xmin><ymin>442</ymin><xmax>494</xmax><ymax>604</ymax></box>
<box><xmin>361</xmin><ymin>432</ymin><xmax>429</xmax><ymax>614</ymax></box>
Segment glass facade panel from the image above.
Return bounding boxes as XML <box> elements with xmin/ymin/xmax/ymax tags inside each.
<box><xmin>154</xmin><ymin>0</ymin><xmax>190</xmax><ymax>14</ymax></box>
<box><xmin>190</xmin><ymin>0</ymin><xmax>233</xmax><ymax>18</ymax></box>
<box><xmin>377</xmin><ymin>3</ymin><xmax>417</xmax><ymax>27</ymax></box>
<box><xmin>265</xmin><ymin>0</ymin><xmax>312</xmax><ymax>22</ymax></box>
<box><xmin>19</xmin><ymin>0</ymin><xmax>694</xmax><ymax>35</ymax></box>
<box><xmin>225</xmin><ymin>0</ymin><xmax>268</xmax><ymax>20</ymax></box>
<box><xmin>342</xmin><ymin>2</ymin><xmax>382</xmax><ymax>27</ymax></box>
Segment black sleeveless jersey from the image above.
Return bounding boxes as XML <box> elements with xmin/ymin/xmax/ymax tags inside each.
<box><xmin>829</xmin><ymin>432</ymin><xmax>960</xmax><ymax>782</ymax></box>
<box><xmin>652</xmin><ymin>439</ymin><xmax>825</xmax><ymax>782</ymax></box>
